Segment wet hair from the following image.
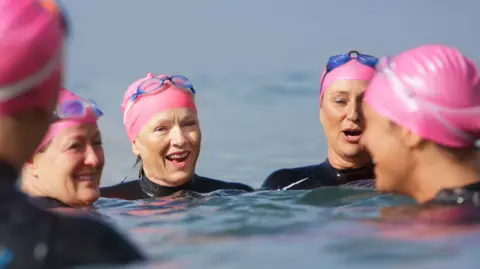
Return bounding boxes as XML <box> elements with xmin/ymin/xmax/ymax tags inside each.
<box><xmin>134</xmin><ymin>156</ymin><xmax>145</xmax><ymax>178</ymax></box>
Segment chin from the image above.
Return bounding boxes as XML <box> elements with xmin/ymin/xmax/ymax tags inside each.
<box><xmin>78</xmin><ymin>190</ymin><xmax>100</xmax><ymax>205</ymax></box>
<box><xmin>167</xmin><ymin>170</ymin><xmax>194</xmax><ymax>186</ymax></box>
<box><xmin>342</xmin><ymin>145</ymin><xmax>368</xmax><ymax>159</ymax></box>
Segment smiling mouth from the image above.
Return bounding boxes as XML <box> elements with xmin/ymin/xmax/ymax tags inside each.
<box><xmin>165</xmin><ymin>152</ymin><xmax>190</xmax><ymax>163</ymax></box>
<box><xmin>73</xmin><ymin>174</ymin><xmax>97</xmax><ymax>181</ymax></box>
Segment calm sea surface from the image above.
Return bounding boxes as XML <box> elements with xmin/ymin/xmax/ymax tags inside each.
<box><xmin>67</xmin><ymin>73</ymin><xmax>480</xmax><ymax>269</ymax></box>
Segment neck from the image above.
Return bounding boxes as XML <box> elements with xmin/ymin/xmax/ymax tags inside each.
<box><xmin>327</xmin><ymin>148</ymin><xmax>370</xmax><ymax>170</ymax></box>
<box><xmin>406</xmin><ymin>150</ymin><xmax>480</xmax><ymax>203</ymax></box>
<box><xmin>142</xmin><ymin>168</ymin><xmax>192</xmax><ymax>188</ymax></box>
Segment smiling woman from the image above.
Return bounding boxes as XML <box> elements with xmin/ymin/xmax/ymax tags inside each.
<box><xmin>21</xmin><ymin>88</ymin><xmax>105</xmax><ymax>208</ymax></box>
<box><xmin>100</xmin><ymin>72</ymin><xmax>254</xmax><ymax>200</ymax></box>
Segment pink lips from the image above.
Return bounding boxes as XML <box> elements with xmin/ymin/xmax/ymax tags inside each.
<box><xmin>165</xmin><ymin>151</ymin><xmax>191</xmax><ymax>169</ymax></box>
<box><xmin>343</xmin><ymin>129</ymin><xmax>362</xmax><ymax>143</ymax></box>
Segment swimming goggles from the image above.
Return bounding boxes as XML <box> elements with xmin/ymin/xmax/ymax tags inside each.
<box><xmin>123</xmin><ymin>75</ymin><xmax>196</xmax><ymax>121</ymax></box>
<box><xmin>320</xmin><ymin>50</ymin><xmax>379</xmax><ymax>88</ymax></box>
<box><xmin>53</xmin><ymin>99</ymin><xmax>103</xmax><ymax>121</ymax></box>
<box><xmin>377</xmin><ymin>56</ymin><xmax>479</xmax><ymax>143</ymax></box>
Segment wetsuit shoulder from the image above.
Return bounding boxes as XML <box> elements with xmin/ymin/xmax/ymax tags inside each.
<box><xmin>1</xmin><ymin>190</ymin><xmax>144</xmax><ymax>269</ymax></box>
<box><xmin>49</xmin><ymin>214</ymin><xmax>144</xmax><ymax>267</ymax></box>
<box><xmin>193</xmin><ymin>175</ymin><xmax>254</xmax><ymax>193</ymax></box>
<box><xmin>261</xmin><ymin>164</ymin><xmax>320</xmax><ymax>190</ymax></box>
<box><xmin>29</xmin><ymin>196</ymin><xmax>70</xmax><ymax>209</ymax></box>
<box><xmin>100</xmin><ymin>180</ymin><xmax>147</xmax><ymax>200</ymax></box>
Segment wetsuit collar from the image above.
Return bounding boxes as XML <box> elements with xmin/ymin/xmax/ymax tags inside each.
<box><xmin>426</xmin><ymin>181</ymin><xmax>480</xmax><ymax>206</ymax></box>
<box><xmin>325</xmin><ymin>159</ymin><xmax>375</xmax><ymax>184</ymax></box>
<box><xmin>139</xmin><ymin>174</ymin><xmax>196</xmax><ymax>197</ymax></box>
<box><xmin>30</xmin><ymin>196</ymin><xmax>71</xmax><ymax>208</ymax></box>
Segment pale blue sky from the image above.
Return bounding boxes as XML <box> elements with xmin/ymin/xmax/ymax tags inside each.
<box><xmin>63</xmin><ymin>0</ymin><xmax>479</xmax><ymax>83</ymax></box>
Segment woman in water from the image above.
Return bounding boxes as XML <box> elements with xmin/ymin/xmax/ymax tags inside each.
<box><xmin>101</xmin><ymin>73</ymin><xmax>254</xmax><ymax>199</ymax></box>
<box><xmin>0</xmin><ymin>0</ymin><xmax>144</xmax><ymax>267</ymax></box>
<box><xmin>21</xmin><ymin>88</ymin><xmax>105</xmax><ymax>209</ymax></box>
<box><xmin>361</xmin><ymin>44</ymin><xmax>480</xmax><ymax>205</ymax></box>
<box><xmin>261</xmin><ymin>50</ymin><xmax>378</xmax><ymax>190</ymax></box>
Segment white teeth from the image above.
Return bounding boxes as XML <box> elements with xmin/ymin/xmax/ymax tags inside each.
<box><xmin>167</xmin><ymin>152</ymin><xmax>188</xmax><ymax>160</ymax></box>
<box><xmin>76</xmin><ymin>175</ymin><xmax>95</xmax><ymax>180</ymax></box>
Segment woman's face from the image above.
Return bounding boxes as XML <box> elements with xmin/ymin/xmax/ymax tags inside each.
<box><xmin>133</xmin><ymin>107</ymin><xmax>201</xmax><ymax>187</ymax></box>
<box><xmin>320</xmin><ymin>79</ymin><xmax>371</xmax><ymax>162</ymax></box>
<box><xmin>361</xmin><ymin>103</ymin><xmax>410</xmax><ymax>193</ymax></box>
<box><xmin>31</xmin><ymin>123</ymin><xmax>104</xmax><ymax>206</ymax></box>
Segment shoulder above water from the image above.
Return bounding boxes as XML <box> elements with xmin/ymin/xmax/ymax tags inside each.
<box><xmin>100</xmin><ymin>174</ymin><xmax>254</xmax><ymax>200</ymax></box>
<box><xmin>261</xmin><ymin>161</ymin><xmax>375</xmax><ymax>191</ymax></box>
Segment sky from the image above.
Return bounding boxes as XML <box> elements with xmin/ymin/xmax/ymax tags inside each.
<box><xmin>62</xmin><ymin>0</ymin><xmax>479</xmax><ymax>83</ymax></box>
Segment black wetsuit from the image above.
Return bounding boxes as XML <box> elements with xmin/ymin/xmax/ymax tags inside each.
<box><xmin>261</xmin><ymin>159</ymin><xmax>375</xmax><ymax>190</ymax></box>
<box><xmin>29</xmin><ymin>197</ymin><xmax>70</xmax><ymax>209</ymax></box>
<box><xmin>101</xmin><ymin>174</ymin><xmax>254</xmax><ymax>200</ymax></box>
<box><xmin>426</xmin><ymin>181</ymin><xmax>480</xmax><ymax>206</ymax></box>
<box><xmin>0</xmin><ymin>161</ymin><xmax>145</xmax><ymax>269</ymax></box>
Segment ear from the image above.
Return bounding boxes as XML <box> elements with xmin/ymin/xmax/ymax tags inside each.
<box><xmin>23</xmin><ymin>157</ymin><xmax>39</xmax><ymax>178</ymax></box>
<box><xmin>399</xmin><ymin>126</ymin><xmax>423</xmax><ymax>149</ymax></box>
<box><xmin>131</xmin><ymin>139</ymin><xmax>140</xmax><ymax>156</ymax></box>
<box><xmin>319</xmin><ymin>106</ymin><xmax>325</xmax><ymax>126</ymax></box>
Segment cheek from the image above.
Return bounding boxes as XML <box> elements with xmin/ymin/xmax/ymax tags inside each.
<box><xmin>187</xmin><ymin>128</ymin><xmax>201</xmax><ymax>149</ymax></box>
<box><xmin>38</xmin><ymin>154</ymin><xmax>79</xmax><ymax>184</ymax></box>
<box><xmin>321</xmin><ymin>107</ymin><xmax>345</xmax><ymax>131</ymax></box>
<box><xmin>57</xmin><ymin>153</ymin><xmax>84</xmax><ymax>176</ymax></box>
<box><xmin>140</xmin><ymin>135</ymin><xmax>168</xmax><ymax>157</ymax></box>
<box><xmin>95</xmin><ymin>147</ymin><xmax>105</xmax><ymax>167</ymax></box>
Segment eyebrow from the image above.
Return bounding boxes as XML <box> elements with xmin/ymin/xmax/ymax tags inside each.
<box><xmin>331</xmin><ymin>90</ymin><xmax>350</xmax><ymax>95</ymax></box>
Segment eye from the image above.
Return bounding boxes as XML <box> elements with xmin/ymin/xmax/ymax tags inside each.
<box><xmin>182</xmin><ymin>120</ymin><xmax>197</xmax><ymax>127</ymax></box>
<box><xmin>334</xmin><ymin>98</ymin><xmax>347</xmax><ymax>105</ymax></box>
<box><xmin>68</xmin><ymin>142</ymin><xmax>82</xmax><ymax>150</ymax></box>
<box><xmin>154</xmin><ymin>126</ymin><xmax>169</xmax><ymax>132</ymax></box>
<box><xmin>93</xmin><ymin>138</ymin><xmax>103</xmax><ymax>146</ymax></box>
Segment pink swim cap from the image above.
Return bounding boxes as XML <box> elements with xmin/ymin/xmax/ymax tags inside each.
<box><xmin>0</xmin><ymin>0</ymin><xmax>65</xmax><ymax>116</ymax></box>
<box><xmin>364</xmin><ymin>44</ymin><xmax>480</xmax><ymax>148</ymax></box>
<box><xmin>320</xmin><ymin>60</ymin><xmax>377</xmax><ymax>105</ymax></box>
<box><xmin>35</xmin><ymin>88</ymin><xmax>100</xmax><ymax>152</ymax></box>
<box><xmin>121</xmin><ymin>73</ymin><xmax>197</xmax><ymax>142</ymax></box>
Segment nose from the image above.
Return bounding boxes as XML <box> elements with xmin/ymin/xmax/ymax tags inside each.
<box><xmin>346</xmin><ymin>100</ymin><xmax>363</xmax><ymax>123</ymax></box>
<box><xmin>169</xmin><ymin>125</ymin><xmax>187</xmax><ymax>147</ymax></box>
<box><xmin>84</xmin><ymin>144</ymin><xmax>103</xmax><ymax>167</ymax></box>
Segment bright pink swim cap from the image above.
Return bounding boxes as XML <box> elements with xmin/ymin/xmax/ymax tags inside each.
<box><xmin>36</xmin><ymin>88</ymin><xmax>100</xmax><ymax>152</ymax></box>
<box><xmin>0</xmin><ymin>0</ymin><xmax>65</xmax><ymax>116</ymax></box>
<box><xmin>121</xmin><ymin>73</ymin><xmax>197</xmax><ymax>143</ymax></box>
<box><xmin>320</xmin><ymin>60</ymin><xmax>376</xmax><ymax>105</ymax></box>
<box><xmin>364</xmin><ymin>44</ymin><xmax>480</xmax><ymax>148</ymax></box>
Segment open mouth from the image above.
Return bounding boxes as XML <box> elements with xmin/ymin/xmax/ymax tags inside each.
<box><xmin>343</xmin><ymin>130</ymin><xmax>362</xmax><ymax>143</ymax></box>
<box><xmin>73</xmin><ymin>173</ymin><xmax>97</xmax><ymax>181</ymax></box>
<box><xmin>165</xmin><ymin>151</ymin><xmax>191</xmax><ymax>168</ymax></box>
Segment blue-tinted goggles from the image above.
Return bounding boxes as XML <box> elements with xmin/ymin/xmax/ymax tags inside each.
<box><xmin>53</xmin><ymin>99</ymin><xmax>103</xmax><ymax>121</ymax></box>
<box><xmin>320</xmin><ymin>50</ymin><xmax>379</xmax><ymax>87</ymax></box>
<box><xmin>129</xmin><ymin>75</ymin><xmax>196</xmax><ymax>103</ymax></box>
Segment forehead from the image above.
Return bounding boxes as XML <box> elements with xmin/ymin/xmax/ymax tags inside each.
<box><xmin>50</xmin><ymin>123</ymin><xmax>100</xmax><ymax>146</ymax></box>
<box><xmin>147</xmin><ymin>107</ymin><xmax>197</xmax><ymax>123</ymax></box>
<box><xmin>325</xmin><ymin>79</ymin><xmax>370</xmax><ymax>96</ymax></box>
<box><xmin>57</xmin><ymin>123</ymin><xmax>100</xmax><ymax>137</ymax></box>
